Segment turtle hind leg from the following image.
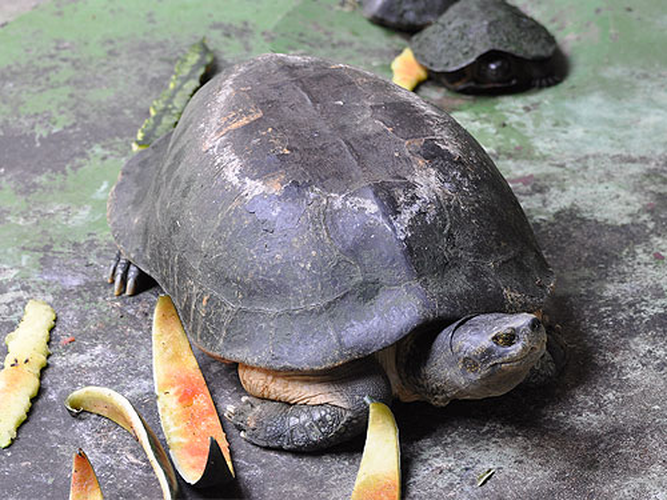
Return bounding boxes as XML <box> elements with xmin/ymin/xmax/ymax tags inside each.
<box><xmin>107</xmin><ymin>250</ymin><xmax>144</xmax><ymax>296</ymax></box>
<box><xmin>225</xmin><ymin>396</ymin><xmax>366</xmax><ymax>451</ymax></box>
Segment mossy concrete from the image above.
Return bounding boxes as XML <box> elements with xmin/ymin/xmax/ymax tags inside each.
<box><xmin>0</xmin><ymin>0</ymin><xmax>665</xmax><ymax>499</ymax></box>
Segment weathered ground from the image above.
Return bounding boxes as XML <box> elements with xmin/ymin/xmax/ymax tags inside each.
<box><xmin>0</xmin><ymin>0</ymin><xmax>665</xmax><ymax>499</ymax></box>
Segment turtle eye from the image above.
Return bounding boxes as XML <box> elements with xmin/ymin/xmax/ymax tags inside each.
<box><xmin>476</xmin><ymin>54</ymin><xmax>513</xmax><ymax>83</ymax></box>
<box><xmin>492</xmin><ymin>328</ymin><xmax>517</xmax><ymax>347</ymax></box>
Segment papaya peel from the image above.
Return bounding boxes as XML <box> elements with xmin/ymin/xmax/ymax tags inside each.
<box><xmin>351</xmin><ymin>401</ymin><xmax>401</xmax><ymax>500</ymax></box>
<box><xmin>153</xmin><ymin>295</ymin><xmax>234</xmax><ymax>487</ymax></box>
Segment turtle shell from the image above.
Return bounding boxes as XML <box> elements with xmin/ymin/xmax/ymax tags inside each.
<box><xmin>411</xmin><ymin>0</ymin><xmax>557</xmax><ymax>73</ymax></box>
<box><xmin>361</xmin><ymin>0</ymin><xmax>457</xmax><ymax>32</ymax></box>
<box><xmin>108</xmin><ymin>53</ymin><xmax>553</xmax><ymax>371</ymax></box>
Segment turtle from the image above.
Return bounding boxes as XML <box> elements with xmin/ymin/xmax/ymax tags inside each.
<box><xmin>404</xmin><ymin>0</ymin><xmax>565</xmax><ymax>93</ymax></box>
<box><xmin>361</xmin><ymin>0</ymin><xmax>457</xmax><ymax>33</ymax></box>
<box><xmin>107</xmin><ymin>53</ymin><xmax>558</xmax><ymax>452</ymax></box>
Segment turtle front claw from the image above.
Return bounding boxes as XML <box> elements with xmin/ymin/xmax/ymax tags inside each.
<box><xmin>107</xmin><ymin>251</ymin><xmax>143</xmax><ymax>296</ymax></box>
<box><xmin>223</xmin><ymin>405</ymin><xmax>236</xmax><ymax>420</ymax></box>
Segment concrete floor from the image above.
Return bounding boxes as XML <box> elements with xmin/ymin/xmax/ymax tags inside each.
<box><xmin>0</xmin><ymin>0</ymin><xmax>665</xmax><ymax>499</ymax></box>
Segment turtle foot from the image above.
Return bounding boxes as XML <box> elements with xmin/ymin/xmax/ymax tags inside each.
<box><xmin>224</xmin><ymin>395</ymin><xmax>361</xmax><ymax>452</ymax></box>
<box><xmin>107</xmin><ymin>250</ymin><xmax>143</xmax><ymax>296</ymax></box>
<box><xmin>532</xmin><ymin>74</ymin><xmax>563</xmax><ymax>88</ymax></box>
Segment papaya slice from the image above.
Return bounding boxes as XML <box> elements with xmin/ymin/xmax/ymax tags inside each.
<box><xmin>132</xmin><ymin>38</ymin><xmax>214</xmax><ymax>151</ymax></box>
<box><xmin>0</xmin><ymin>299</ymin><xmax>56</xmax><ymax>448</ymax></box>
<box><xmin>351</xmin><ymin>402</ymin><xmax>401</xmax><ymax>500</ymax></box>
<box><xmin>152</xmin><ymin>295</ymin><xmax>234</xmax><ymax>487</ymax></box>
<box><xmin>391</xmin><ymin>47</ymin><xmax>428</xmax><ymax>91</ymax></box>
<box><xmin>70</xmin><ymin>448</ymin><xmax>103</xmax><ymax>500</ymax></box>
<box><xmin>65</xmin><ymin>386</ymin><xmax>178</xmax><ymax>500</ymax></box>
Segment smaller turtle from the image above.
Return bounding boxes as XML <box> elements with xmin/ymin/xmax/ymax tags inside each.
<box><xmin>395</xmin><ymin>0</ymin><xmax>565</xmax><ymax>93</ymax></box>
<box><xmin>361</xmin><ymin>0</ymin><xmax>457</xmax><ymax>32</ymax></box>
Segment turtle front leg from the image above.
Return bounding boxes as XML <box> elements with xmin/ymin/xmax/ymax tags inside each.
<box><xmin>224</xmin><ymin>359</ymin><xmax>392</xmax><ymax>451</ymax></box>
<box><xmin>225</xmin><ymin>396</ymin><xmax>371</xmax><ymax>451</ymax></box>
<box><xmin>107</xmin><ymin>250</ymin><xmax>143</xmax><ymax>296</ymax></box>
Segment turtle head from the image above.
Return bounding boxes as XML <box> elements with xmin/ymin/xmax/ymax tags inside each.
<box><xmin>442</xmin><ymin>51</ymin><xmax>564</xmax><ymax>94</ymax></box>
<box><xmin>404</xmin><ymin>313</ymin><xmax>546</xmax><ymax>406</ymax></box>
<box><xmin>474</xmin><ymin>52</ymin><xmax>515</xmax><ymax>86</ymax></box>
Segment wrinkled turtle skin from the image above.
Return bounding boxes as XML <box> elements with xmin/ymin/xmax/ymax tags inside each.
<box><xmin>108</xmin><ymin>53</ymin><xmax>557</xmax><ymax>451</ymax></box>
<box><xmin>362</xmin><ymin>0</ymin><xmax>457</xmax><ymax>32</ymax></box>
<box><xmin>411</xmin><ymin>0</ymin><xmax>563</xmax><ymax>93</ymax></box>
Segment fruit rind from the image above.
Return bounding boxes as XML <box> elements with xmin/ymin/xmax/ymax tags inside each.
<box><xmin>132</xmin><ymin>39</ymin><xmax>214</xmax><ymax>151</ymax></box>
<box><xmin>391</xmin><ymin>48</ymin><xmax>428</xmax><ymax>91</ymax></box>
<box><xmin>351</xmin><ymin>402</ymin><xmax>401</xmax><ymax>500</ymax></box>
<box><xmin>153</xmin><ymin>295</ymin><xmax>234</xmax><ymax>486</ymax></box>
<box><xmin>65</xmin><ymin>386</ymin><xmax>178</xmax><ymax>500</ymax></box>
<box><xmin>0</xmin><ymin>300</ymin><xmax>56</xmax><ymax>448</ymax></box>
<box><xmin>70</xmin><ymin>448</ymin><xmax>104</xmax><ymax>500</ymax></box>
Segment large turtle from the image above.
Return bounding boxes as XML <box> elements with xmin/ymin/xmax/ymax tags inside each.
<box><xmin>107</xmin><ymin>53</ymin><xmax>557</xmax><ymax>451</ymax></box>
<box><xmin>408</xmin><ymin>0</ymin><xmax>565</xmax><ymax>93</ymax></box>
